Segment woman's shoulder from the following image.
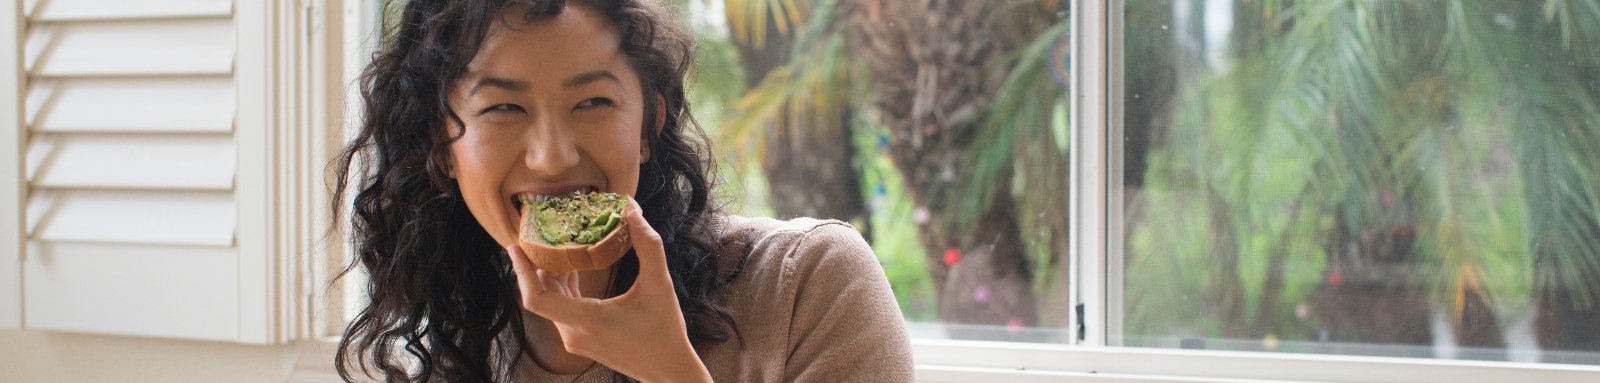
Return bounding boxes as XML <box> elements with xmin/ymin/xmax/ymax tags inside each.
<box><xmin>714</xmin><ymin>214</ymin><xmax>874</xmax><ymax>271</ymax></box>
<box><xmin>704</xmin><ymin>214</ymin><xmax>913</xmax><ymax>382</ymax></box>
<box><xmin>710</xmin><ymin>213</ymin><xmax>886</xmax><ymax>311</ymax></box>
<box><xmin>717</xmin><ymin>213</ymin><xmax>863</xmax><ymax>240</ymax></box>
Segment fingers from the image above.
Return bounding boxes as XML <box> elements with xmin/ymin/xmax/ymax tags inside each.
<box><xmin>624</xmin><ymin>198</ymin><xmax>671</xmax><ymax>286</ymax></box>
<box><xmin>505</xmin><ymin>245</ymin><xmax>586</xmax><ymax>322</ymax></box>
<box><xmin>505</xmin><ymin>245</ymin><xmax>544</xmax><ymax>303</ymax></box>
<box><xmin>563</xmin><ymin>269</ymin><xmax>581</xmax><ymax>296</ymax></box>
<box><xmin>536</xmin><ymin>269</ymin><xmax>570</xmax><ymax>297</ymax></box>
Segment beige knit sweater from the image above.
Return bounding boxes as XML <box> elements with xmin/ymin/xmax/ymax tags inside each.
<box><xmin>506</xmin><ymin>215</ymin><xmax>915</xmax><ymax>382</ymax></box>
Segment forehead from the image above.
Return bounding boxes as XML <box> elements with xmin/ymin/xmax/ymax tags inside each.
<box><xmin>462</xmin><ymin>4</ymin><xmax>629</xmax><ymax>88</ymax></box>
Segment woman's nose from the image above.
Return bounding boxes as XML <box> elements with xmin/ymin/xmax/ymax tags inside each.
<box><xmin>523</xmin><ymin>119</ymin><xmax>580</xmax><ymax>177</ymax></box>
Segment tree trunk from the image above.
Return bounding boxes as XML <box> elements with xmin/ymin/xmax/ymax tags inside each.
<box><xmin>1204</xmin><ymin>188</ymin><xmax>1249</xmax><ymax>338</ymax></box>
<box><xmin>844</xmin><ymin>0</ymin><xmax>1052</xmax><ymax>339</ymax></box>
<box><xmin>760</xmin><ymin>108</ymin><xmax>868</xmax><ymax>238</ymax></box>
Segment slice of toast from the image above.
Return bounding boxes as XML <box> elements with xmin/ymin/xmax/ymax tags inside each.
<box><xmin>516</xmin><ymin>192</ymin><xmax>631</xmax><ymax>272</ymax></box>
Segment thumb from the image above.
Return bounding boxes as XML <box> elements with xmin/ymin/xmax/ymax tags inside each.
<box><xmin>505</xmin><ymin>244</ymin><xmax>591</xmax><ymax>322</ymax></box>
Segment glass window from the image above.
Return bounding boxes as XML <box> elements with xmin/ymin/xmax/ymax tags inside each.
<box><xmin>1116</xmin><ymin>0</ymin><xmax>1600</xmax><ymax>365</ymax></box>
<box><xmin>689</xmin><ymin>0</ymin><xmax>1073</xmax><ymax>342</ymax></box>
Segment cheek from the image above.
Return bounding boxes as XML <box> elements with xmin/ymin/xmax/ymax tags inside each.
<box><xmin>448</xmin><ymin>137</ymin><xmax>490</xmax><ymax>179</ymax></box>
<box><xmin>450</xmin><ymin>126</ymin><xmax>519</xmax><ymax>174</ymax></box>
<box><xmin>447</xmin><ymin>136</ymin><xmax>521</xmax><ymax>245</ymax></box>
<box><xmin>592</xmin><ymin>121</ymin><xmax>646</xmax><ymax>192</ymax></box>
<box><xmin>451</xmin><ymin>131</ymin><xmax>526</xmax><ymax>197</ymax></box>
<box><xmin>448</xmin><ymin>142</ymin><xmax>492</xmax><ymax>202</ymax></box>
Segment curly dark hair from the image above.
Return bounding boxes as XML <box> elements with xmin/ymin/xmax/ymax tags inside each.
<box><xmin>328</xmin><ymin>0</ymin><xmax>737</xmax><ymax>381</ymax></box>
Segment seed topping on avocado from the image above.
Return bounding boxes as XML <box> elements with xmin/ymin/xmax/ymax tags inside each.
<box><xmin>520</xmin><ymin>191</ymin><xmax>626</xmax><ymax>245</ymax></box>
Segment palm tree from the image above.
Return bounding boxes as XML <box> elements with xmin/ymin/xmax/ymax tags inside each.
<box><xmin>716</xmin><ymin>0</ymin><xmax>871</xmax><ymax>237</ymax></box>
<box><xmin>840</xmin><ymin>0</ymin><xmax>1069</xmax><ymax>336</ymax></box>
<box><xmin>713</xmin><ymin>0</ymin><xmax>1073</xmax><ymax>336</ymax></box>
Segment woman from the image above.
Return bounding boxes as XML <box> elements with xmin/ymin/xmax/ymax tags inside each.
<box><xmin>331</xmin><ymin>0</ymin><xmax>913</xmax><ymax>381</ymax></box>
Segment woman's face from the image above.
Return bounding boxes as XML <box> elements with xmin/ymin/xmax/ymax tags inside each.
<box><xmin>447</xmin><ymin>4</ymin><xmax>655</xmax><ymax>248</ymax></box>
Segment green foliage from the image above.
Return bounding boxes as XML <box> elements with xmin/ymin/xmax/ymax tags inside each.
<box><xmin>684</xmin><ymin>6</ymin><xmax>776</xmax><ymax>216</ymax></box>
<box><xmin>711</xmin><ymin>0</ymin><xmax>850</xmax><ymax>182</ymax></box>
<box><xmin>961</xmin><ymin>20</ymin><xmax>1073</xmax><ymax>226</ymax></box>
<box><xmin>855</xmin><ymin>112</ymin><xmax>940</xmax><ymax>321</ymax></box>
<box><xmin>963</xmin><ymin>20</ymin><xmax>1074</xmax><ymax>296</ymax></box>
<box><xmin>1124</xmin><ymin>0</ymin><xmax>1600</xmax><ymax>341</ymax></box>
<box><xmin>689</xmin><ymin>0</ymin><xmax>936</xmax><ymax>318</ymax></box>
<box><xmin>702</xmin><ymin>0</ymin><xmax>1075</xmax><ymax>323</ymax></box>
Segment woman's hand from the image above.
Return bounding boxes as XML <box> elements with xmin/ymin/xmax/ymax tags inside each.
<box><xmin>505</xmin><ymin>198</ymin><xmax>713</xmax><ymax>383</ymax></box>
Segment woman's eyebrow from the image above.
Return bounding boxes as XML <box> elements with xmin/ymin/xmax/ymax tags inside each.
<box><xmin>468</xmin><ymin>76</ymin><xmax>528</xmax><ymax>96</ymax></box>
<box><xmin>465</xmin><ymin>71</ymin><xmax>619</xmax><ymax>96</ymax></box>
<box><xmin>563</xmin><ymin>70</ymin><xmax>621</xmax><ymax>89</ymax></box>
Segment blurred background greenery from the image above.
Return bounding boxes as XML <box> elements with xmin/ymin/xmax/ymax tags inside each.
<box><xmin>680</xmin><ymin>0</ymin><xmax>1600</xmax><ymax>363</ymax></box>
<box><xmin>1118</xmin><ymin>0</ymin><xmax>1600</xmax><ymax>363</ymax></box>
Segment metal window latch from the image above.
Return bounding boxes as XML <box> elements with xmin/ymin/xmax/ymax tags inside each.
<box><xmin>1075</xmin><ymin>303</ymin><xmax>1086</xmax><ymax>342</ymax></box>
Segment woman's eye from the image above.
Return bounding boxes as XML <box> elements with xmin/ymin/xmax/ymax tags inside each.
<box><xmin>575</xmin><ymin>97</ymin><xmax>615</xmax><ymax>110</ymax></box>
<box><xmin>479</xmin><ymin>104</ymin><xmax>524</xmax><ymax>115</ymax></box>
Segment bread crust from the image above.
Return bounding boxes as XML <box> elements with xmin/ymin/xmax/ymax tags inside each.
<box><xmin>517</xmin><ymin>202</ymin><xmax>631</xmax><ymax>272</ymax></box>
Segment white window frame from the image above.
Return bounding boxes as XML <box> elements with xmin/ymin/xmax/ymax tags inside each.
<box><xmin>911</xmin><ymin>0</ymin><xmax>1600</xmax><ymax>382</ymax></box>
<box><xmin>1</xmin><ymin>0</ymin><xmax>25</xmax><ymax>330</ymax></box>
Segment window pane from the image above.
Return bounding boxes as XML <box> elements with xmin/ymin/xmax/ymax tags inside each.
<box><xmin>688</xmin><ymin>1</ymin><xmax>1072</xmax><ymax>342</ymax></box>
<box><xmin>1118</xmin><ymin>0</ymin><xmax>1600</xmax><ymax>364</ymax></box>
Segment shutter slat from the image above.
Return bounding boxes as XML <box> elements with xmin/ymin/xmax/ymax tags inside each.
<box><xmin>34</xmin><ymin>0</ymin><xmax>232</xmax><ymax>22</ymax></box>
<box><xmin>32</xmin><ymin>77</ymin><xmax>234</xmax><ymax>133</ymax></box>
<box><xmin>23</xmin><ymin>25</ymin><xmax>52</xmax><ymax>73</ymax></box>
<box><xmin>24</xmin><ymin>241</ymin><xmax>237</xmax><ymax>341</ymax></box>
<box><xmin>24</xmin><ymin>80</ymin><xmax>52</xmax><ymax>127</ymax></box>
<box><xmin>22</xmin><ymin>134</ymin><xmax>52</xmax><ymax>182</ymax></box>
<box><xmin>33</xmin><ymin>191</ymin><xmax>235</xmax><ymax>246</ymax></box>
<box><xmin>30</xmin><ymin>134</ymin><xmax>235</xmax><ymax>190</ymax></box>
<box><xmin>23</xmin><ymin>190</ymin><xmax>53</xmax><ymax>237</ymax></box>
<box><xmin>30</xmin><ymin>18</ymin><xmax>233</xmax><ymax>77</ymax></box>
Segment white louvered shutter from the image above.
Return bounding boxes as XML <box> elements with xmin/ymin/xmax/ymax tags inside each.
<box><xmin>0</xmin><ymin>0</ymin><xmax>337</xmax><ymax>344</ymax></box>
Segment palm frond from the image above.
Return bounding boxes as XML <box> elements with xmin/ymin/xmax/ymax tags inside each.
<box><xmin>1129</xmin><ymin>0</ymin><xmax>1600</xmax><ymax>337</ymax></box>
<box><xmin>713</xmin><ymin>1</ymin><xmax>852</xmax><ymax>179</ymax></box>
<box><xmin>722</xmin><ymin>0</ymin><xmax>808</xmax><ymax>48</ymax></box>
<box><xmin>957</xmin><ymin>19</ymin><xmax>1071</xmax><ymax>229</ymax></box>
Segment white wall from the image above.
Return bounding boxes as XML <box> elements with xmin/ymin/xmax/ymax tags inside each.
<box><xmin>0</xmin><ymin>330</ymin><xmax>304</xmax><ymax>382</ymax></box>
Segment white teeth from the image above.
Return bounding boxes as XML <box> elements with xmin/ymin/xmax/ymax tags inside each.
<box><xmin>511</xmin><ymin>188</ymin><xmax>594</xmax><ymax>208</ymax></box>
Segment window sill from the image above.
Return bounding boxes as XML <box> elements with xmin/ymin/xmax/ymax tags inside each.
<box><xmin>289</xmin><ymin>336</ymin><xmax>1600</xmax><ymax>382</ymax></box>
<box><xmin>912</xmin><ymin>338</ymin><xmax>1600</xmax><ymax>382</ymax></box>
